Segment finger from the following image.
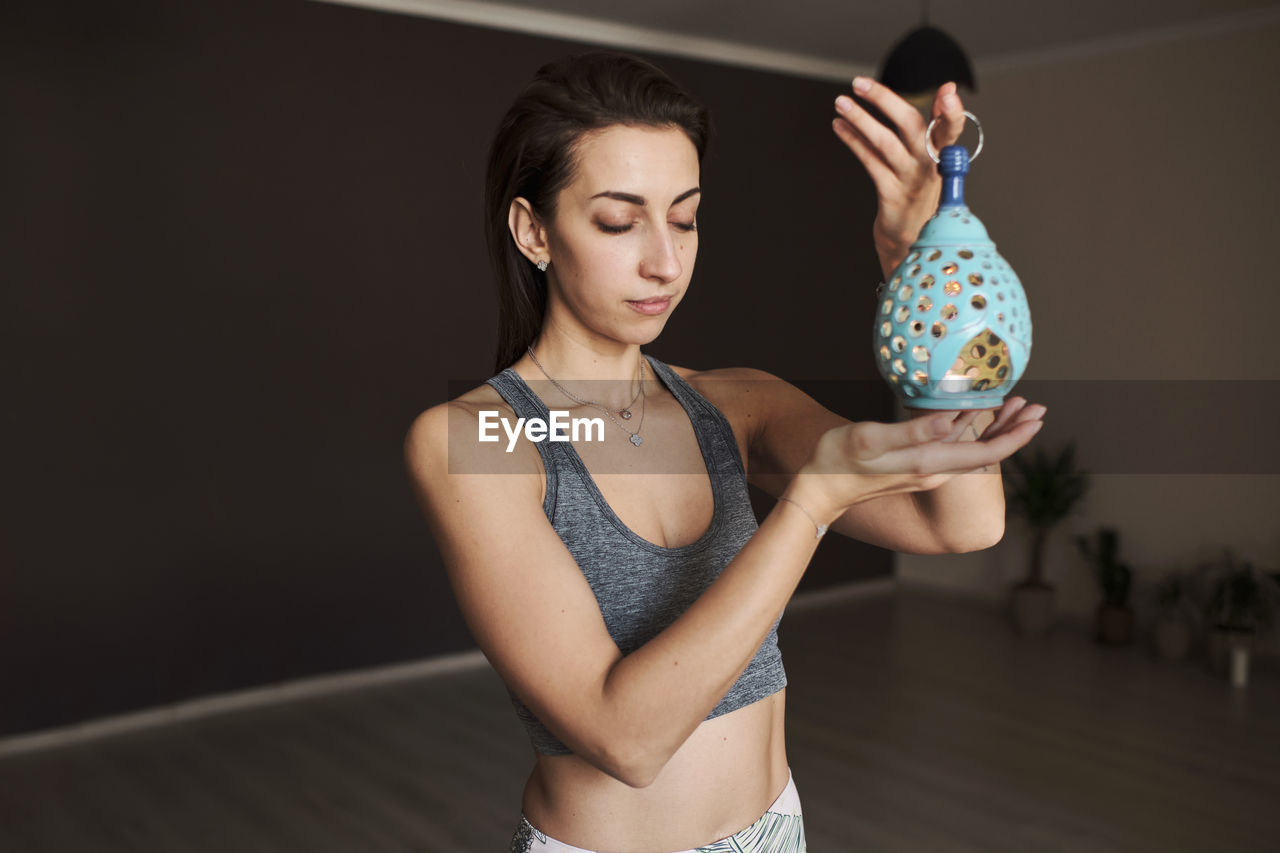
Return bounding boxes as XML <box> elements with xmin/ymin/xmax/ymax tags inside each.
<box><xmin>1000</xmin><ymin>403</ymin><xmax>1046</xmax><ymax>432</ymax></box>
<box><xmin>983</xmin><ymin>397</ymin><xmax>1047</xmax><ymax>433</ymax></box>
<box><xmin>985</xmin><ymin>396</ymin><xmax>1029</xmax><ymax>436</ymax></box>
<box><xmin>941</xmin><ymin>409</ymin><xmax>980</xmax><ymax>443</ymax></box>
<box><xmin>831</xmin><ymin>116</ymin><xmax>897</xmax><ymax>191</ymax></box>
<box><xmin>901</xmin><ymin>408</ymin><xmax>973</xmax><ymax>443</ymax></box>
<box><xmin>883</xmin><ymin>417</ymin><xmax>1044</xmax><ymax>477</ymax></box>
<box><xmin>928</xmin><ymin>81</ymin><xmax>966</xmax><ymax>150</ymax></box>
<box><xmin>982</xmin><ymin>405</ymin><xmax>1046</xmax><ymax>442</ymax></box>
<box><xmin>849</xmin><ymin>76</ymin><xmax>929</xmax><ymax>159</ymax></box>
<box><xmin>835</xmin><ymin>93</ymin><xmax>918</xmax><ymax>176</ymax></box>
<box><xmin>852</xmin><ymin>411</ymin><xmax>961</xmax><ymax>459</ymax></box>
<box><xmin>1016</xmin><ymin>403</ymin><xmax>1047</xmax><ymax>423</ymax></box>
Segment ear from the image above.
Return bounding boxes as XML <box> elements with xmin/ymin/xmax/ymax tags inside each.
<box><xmin>508</xmin><ymin>197</ymin><xmax>550</xmax><ymax>265</ymax></box>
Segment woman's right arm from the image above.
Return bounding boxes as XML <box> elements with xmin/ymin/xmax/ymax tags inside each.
<box><xmin>403</xmin><ymin>399</ymin><xmax>998</xmax><ymax>788</ymax></box>
<box><xmin>404</xmin><ymin>399</ymin><xmax>832</xmax><ymax>787</ymax></box>
<box><xmin>405</xmin><ymin>401</ymin><xmax>645</xmax><ymax>781</ymax></box>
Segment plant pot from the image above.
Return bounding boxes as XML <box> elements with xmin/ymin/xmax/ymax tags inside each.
<box><xmin>1095</xmin><ymin>604</ymin><xmax>1134</xmax><ymax>646</ymax></box>
<box><xmin>1151</xmin><ymin>614</ymin><xmax>1192</xmax><ymax>661</ymax></box>
<box><xmin>1207</xmin><ymin>625</ymin><xmax>1255</xmax><ymax>673</ymax></box>
<box><xmin>1010</xmin><ymin>582</ymin><xmax>1055</xmax><ymax>637</ymax></box>
<box><xmin>1230</xmin><ymin>645</ymin><xmax>1252</xmax><ymax>688</ymax></box>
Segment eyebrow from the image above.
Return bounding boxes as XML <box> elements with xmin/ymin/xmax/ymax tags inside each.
<box><xmin>590</xmin><ymin>187</ymin><xmax>701</xmax><ymax>206</ymax></box>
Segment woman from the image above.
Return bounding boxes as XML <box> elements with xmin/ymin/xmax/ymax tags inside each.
<box><xmin>404</xmin><ymin>51</ymin><xmax>1045</xmax><ymax>853</ymax></box>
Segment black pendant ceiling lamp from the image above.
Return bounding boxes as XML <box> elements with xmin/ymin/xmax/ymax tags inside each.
<box><xmin>878</xmin><ymin>1</ymin><xmax>976</xmax><ymax>108</ymax></box>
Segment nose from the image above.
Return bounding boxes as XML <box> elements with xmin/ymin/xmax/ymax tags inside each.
<box><xmin>639</xmin><ymin>226</ymin><xmax>683</xmax><ymax>283</ymax></box>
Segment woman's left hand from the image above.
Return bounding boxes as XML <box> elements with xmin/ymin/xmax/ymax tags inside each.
<box><xmin>832</xmin><ymin>77</ymin><xmax>967</xmax><ymax>279</ymax></box>
<box><xmin>915</xmin><ymin>397</ymin><xmax>1046</xmax><ymax>445</ymax></box>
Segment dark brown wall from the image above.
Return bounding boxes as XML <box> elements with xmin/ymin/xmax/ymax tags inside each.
<box><xmin>1</xmin><ymin>0</ymin><xmax>892</xmax><ymax>738</ymax></box>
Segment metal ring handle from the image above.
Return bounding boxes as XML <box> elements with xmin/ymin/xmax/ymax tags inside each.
<box><xmin>926</xmin><ymin>110</ymin><xmax>983</xmax><ymax>164</ymax></box>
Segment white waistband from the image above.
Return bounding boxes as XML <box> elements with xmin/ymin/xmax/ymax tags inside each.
<box><xmin>765</xmin><ymin>769</ymin><xmax>802</xmax><ymax>817</ymax></box>
<box><xmin>517</xmin><ymin>768</ymin><xmax>802</xmax><ymax>852</ymax></box>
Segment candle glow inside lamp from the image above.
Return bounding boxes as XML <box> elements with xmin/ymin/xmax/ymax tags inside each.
<box><xmin>873</xmin><ymin>112</ymin><xmax>1031</xmax><ymax>409</ymax></box>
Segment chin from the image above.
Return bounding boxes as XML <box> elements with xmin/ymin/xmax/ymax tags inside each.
<box><xmin>620</xmin><ymin>327</ymin><xmax>665</xmax><ymax>348</ymax></box>
<box><xmin>635</xmin><ymin>312</ymin><xmax>676</xmax><ymax>342</ymax></box>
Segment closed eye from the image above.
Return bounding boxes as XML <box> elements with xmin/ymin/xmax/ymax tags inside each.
<box><xmin>597</xmin><ymin>221</ymin><xmax>697</xmax><ymax>235</ymax></box>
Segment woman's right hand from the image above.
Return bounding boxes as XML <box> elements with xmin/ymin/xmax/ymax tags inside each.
<box><xmin>793</xmin><ymin>400</ymin><xmax>1045</xmax><ymax>521</ymax></box>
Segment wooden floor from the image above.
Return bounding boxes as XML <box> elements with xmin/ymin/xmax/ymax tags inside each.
<box><xmin>2</xmin><ymin>587</ymin><xmax>1278</xmax><ymax>852</ymax></box>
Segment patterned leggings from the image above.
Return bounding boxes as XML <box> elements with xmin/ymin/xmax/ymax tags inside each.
<box><xmin>509</xmin><ymin>769</ymin><xmax>805</xmax><ymax>853</ymax></box>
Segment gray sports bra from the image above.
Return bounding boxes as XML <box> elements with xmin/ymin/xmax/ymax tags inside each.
<box><xmin>485</xmin><ymin>353</ymin><xmax>786</xmax><ymax>756</ymax></box>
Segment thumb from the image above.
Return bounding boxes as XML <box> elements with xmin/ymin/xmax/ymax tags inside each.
<box><xmin>844</xmin><ymin>412</ymin><xmax>958</xmax><ymax>462</ymax></box>
<box><xmin>897</xmin><ymin>411</ymin><xmax>960</xmax><ymax>447</ymax></box>
<box><xmin>930</xmin><ymin>82</ymin><xmax>965</xmax><ymax>148</ymax></box>
<box><xmin>927</xmin><ymin>411</ymin><xmax>959</xmax><ymax>438</ymax></box>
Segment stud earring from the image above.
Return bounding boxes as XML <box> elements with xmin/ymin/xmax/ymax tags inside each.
<box><xmin>536</xmin><ymin>259</ymin><xmax>549</xmax><ymax>272</ymax></box>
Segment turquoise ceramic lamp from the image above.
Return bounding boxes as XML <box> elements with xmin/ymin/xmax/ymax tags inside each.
<box><xmin>873</xmin><ymin>115</ymin><xmax>1031</xmax><ymax>409</ymax></box>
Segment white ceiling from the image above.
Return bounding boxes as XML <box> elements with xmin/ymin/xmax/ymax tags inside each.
<box><xmin>318</xmin><ymin>0</ymin><xmax>1280</xmax><ymax>80</ymax></box>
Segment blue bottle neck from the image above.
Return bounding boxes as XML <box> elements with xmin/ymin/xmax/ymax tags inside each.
<box><xmin>937</xmin><ymin>144</ymin><xmax>970</xmax><ymax>209</ymax></box>
<box><xmin>940</xmin><ymin>174</ymin><xmax>965</xmax><ymax>207</ymax></box>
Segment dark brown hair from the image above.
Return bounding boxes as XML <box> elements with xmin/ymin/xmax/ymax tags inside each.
<box><xmin>484</xmin><ymin>50</ymin><xmax>711</xmax><ymax>373</ymax></box>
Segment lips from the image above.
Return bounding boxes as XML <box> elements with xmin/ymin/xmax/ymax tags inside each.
<box><xmin>627</xmin><ymin>296</ymin><xmax>672</xmax><ymax>315</ymax></box>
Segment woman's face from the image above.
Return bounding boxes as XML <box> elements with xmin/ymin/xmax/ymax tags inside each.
<box><xmin>542</xmin><ymin>123</ymin><xmax>700</xmax><ymax>348</ymax></box>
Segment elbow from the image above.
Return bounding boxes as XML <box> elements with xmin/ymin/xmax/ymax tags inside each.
<box><xmin>585</xmin><ymin>666</ymin><xmax>676</xmax><ymax>788</ymax></box>
<box><xmin>595</xmin><ymin>736</ymin><xmax>667</xmax><ymax>789</ymax></box>
<box><xmin>609</xmin><ymin>762</ymin><xmax>662</xmax><ymax>790</ymax></box>
<box><xmin>547</xmin><ymin>725</ymin><xmax>660</xmax><ymax>787</ymax></box>
<box><xmin>948</xmin><ymin>520</ymin><xmax>1005</xmax><ymax>553</ymax></box>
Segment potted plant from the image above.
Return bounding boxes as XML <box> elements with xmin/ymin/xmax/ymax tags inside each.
<box><xmin>1149</xmin><ymin>571</ymin><xmax>1197</xmax><ymax>661</ymax></box>
<box><xmin>1199</xmin><ymin>551</ymin><xmax>1280</xmax><ymax>686</ymax></box>
<box><xmin>1074</xmin><ymin>527</ymin><xmax>1134</xmax><ymax>646</ymax></box>
<box><xmin>1003</xmin><ymin>440</ymin><xmax>1090</xmax><ymax>637</ymax></box>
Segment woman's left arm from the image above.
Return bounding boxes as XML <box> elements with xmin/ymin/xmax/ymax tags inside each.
<box><xmin>892</xmin><ymin>403</ymin><xmax>1036</xmax><ymax>553</ymax></box>
<box><xmin>717</xmin><ymin>369</ymin><xmax>1043</xmax><ymax>555</ymax></box>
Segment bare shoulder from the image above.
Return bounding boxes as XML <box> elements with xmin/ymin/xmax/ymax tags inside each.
<box><xmin>435</xmin><ymin>380</ymin><xmax>514</xmax><ymax>419</ymax></box>
<box><xmin>666</xmin><ymin>364</ymin><xmax>784</xmax><ymax>399</ymax></box>
<box><xmin>663</xmin><ymin>364</ymin><xmax>789</xmax><ymax>446</ymax></box>
<box><xmin>404</xmin><ymin>381</ymin><xmax>502</xmax><ymax>454</ymax></box>
<box><xmin>665</xmin><ymin>362</ymin><xmax>848</xmax><ymax>481</ymax></box>
<box><xmin>403</xmin><ymin>381</ymin><xmax>543</xmax><ymax>483</ymax></box>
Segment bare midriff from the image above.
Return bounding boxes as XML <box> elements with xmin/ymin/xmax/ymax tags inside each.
<box><xmin>520</xmin><ymin>690</ymin><xmax>789</xmax><ymax>852</ymax></box>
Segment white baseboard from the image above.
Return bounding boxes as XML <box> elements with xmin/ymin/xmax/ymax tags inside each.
<box><xmin>0</xmin><ymin>648</ymin><xmax>488</xmax><ymax>760</ymax></box>
<box><xmin>786</xmin><ymin>576</ymin><xmax>895</xmax><ymax>612</ymax></box>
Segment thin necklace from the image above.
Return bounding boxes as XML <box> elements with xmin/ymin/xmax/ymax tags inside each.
<box><xmin>526</xmin><ymin>346</ymin><xmax>645</xmax><ymax>418</ymax></box>
<box><xmin>613</xmin><ymin>363</ymin><xmax>645</xmax><ymax>419</ymax></box>
<box><xmin>526</xmin><ymin>346</ymin><xmax>647</xmax><ymax>447</ymax></box>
